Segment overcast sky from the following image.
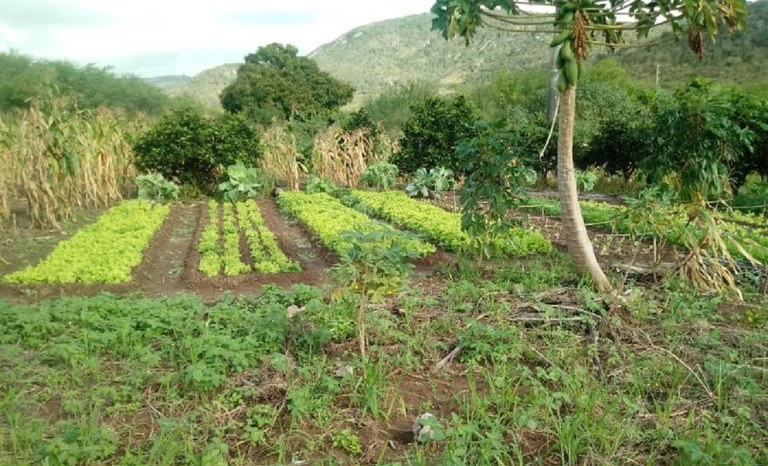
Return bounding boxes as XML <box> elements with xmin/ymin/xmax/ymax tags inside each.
<box><xmin>0</xmin><ymin>0</ymin><xmax>436</xmax><ymax>78</ymax></box>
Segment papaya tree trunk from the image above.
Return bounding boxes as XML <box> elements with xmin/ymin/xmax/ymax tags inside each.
<box><xmin>557</xmin><ymin>85</ymin><xmax>611</xmax><ymax>292</ymax></box>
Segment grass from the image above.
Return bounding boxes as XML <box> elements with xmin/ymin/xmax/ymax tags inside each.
<box><xmin>0</xmin><ymin>252</ymin><xmax>765</xmax><ymax>465</ymax></box>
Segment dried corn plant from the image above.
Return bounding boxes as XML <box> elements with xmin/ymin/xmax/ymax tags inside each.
<box><xmin>260</xmin><ymin>123</ymin><xmax>300</xmax><ymax>191</ymax></box>
<box><xmin>312</xmin><ymin>125</ymin><xmax>377</xmax><ymax>187</ymax></box>
<box><xmin>1</xmin><ymin>94</ymin><xmax>143</xmax><ymax>229</ymax></box>
<box><xmin>0</xmin><ymin>115</ymin><xmax>15</xmax><ymax>221</ymax></box>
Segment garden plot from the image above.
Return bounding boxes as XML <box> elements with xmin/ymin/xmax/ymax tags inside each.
<box><xmin>277</xmin><ymin>192</ymin><xmax>435</xmax><ymax>257</ymax></box>
<box><xmin>3</xmin><ymin>200</ymin><xmax>169</xmax><ymax>284</ymax></box>
<box><xmin>197</xmin><ymin>200</ymin><xmax>300</xmax><ymax>277</ymax></box>
<box><xmin>351</xmin><ymin>190</ymin><xmax>553</xmax><ymax>256</ymax></box>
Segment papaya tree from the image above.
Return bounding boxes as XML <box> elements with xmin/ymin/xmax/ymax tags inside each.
<box><xmin>431</xmin><ymin>0</ymin><xmax>747</xmax><ymax>292</ymax></box>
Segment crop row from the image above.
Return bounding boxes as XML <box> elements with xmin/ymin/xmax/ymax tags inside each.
<box><xmin>236</xmin><ymin>201</ymin><xmax>299</xmax><ymax>273</ymax></box>
<box><xmin>277</xmin><ymin>192</ymin><xmax>435</xmax><ymax>257</ymax></box>
<box><xmin>4</xmin><ymin>200</ymin><xmax>170</xmax><ymax>284</ymax></box>
<box><xmin>351</xmin><ymin>190</ymin><xmax>553</xmax><ymax>256</ymax></box>
<box><xmin>197</xmin><ymin>200</ymin><xmax>298</xmax><ymax>277</ymax></box>
<box><xmin>520</xmin><ymin>197</ymin><xmax>768</xmax><ymax>262</ymax></box>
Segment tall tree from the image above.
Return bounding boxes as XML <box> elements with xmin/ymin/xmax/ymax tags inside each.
<box><xmin>220</xmin><ymin>43</ymin><xmax>354</xmax><ymax>125</ymax></box>
<box><xmin>431</xmin><ymin>0</ymin><xmax>747</xmax><ymax>291</ymax></box>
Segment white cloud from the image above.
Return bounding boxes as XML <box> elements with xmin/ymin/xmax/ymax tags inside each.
<box><xmin>0</xmin><ymin>0</ymin><xmax>435</xmax><ymax>76</ymax></box>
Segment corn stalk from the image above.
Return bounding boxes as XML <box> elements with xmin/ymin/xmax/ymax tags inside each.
<box><xmin>0</xmin><ymin>93</ymin><xmax>143</xmax><ymax>229</ymax></box>
<box><xmin>260</xmin><ymin>123</ymin><xmax>300</xmax><ymax>191</ymax></box>
<box><xmin>312</xmin><ymin>125</ymin><xmax>378</xmax><ymax>187</ymax></box>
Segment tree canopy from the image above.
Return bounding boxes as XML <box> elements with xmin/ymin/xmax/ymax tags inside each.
<box><xmin>220</xmin><ymin>43</ymin><xmax>354</xmax><ymax>125</ymax></box>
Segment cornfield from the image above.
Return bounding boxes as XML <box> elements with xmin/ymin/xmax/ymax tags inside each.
<box><xmin>0</xmin><ymin>95</ymin><xmax>143</xmax><ymax>229</ymax></box>
<box><xmin>260</xmin><ymin>124</ymin><xmax>300</xmax><ymax>191</ymax></box>
<box><xmin>311</xmin><ymin>125</ymin><xmax>386</xmax><ymax>187</ymax></box>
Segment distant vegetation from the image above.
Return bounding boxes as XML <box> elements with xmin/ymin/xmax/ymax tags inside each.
<box><xmin>0</xmin><ymin>51</ymin><xmax>173</xmax><ymax>115</ymax></box>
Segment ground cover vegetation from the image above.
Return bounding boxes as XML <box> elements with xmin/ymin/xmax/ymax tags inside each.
<box><xmin>1</xmin><ymin>3</ymin><xmax>768</xmax><ymax>464</ymax></box>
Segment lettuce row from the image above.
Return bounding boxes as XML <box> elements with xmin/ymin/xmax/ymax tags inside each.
<box><xmin>198</xmin><ymin>201</ymin><xmax>223</xmax><ymax>277</ymax></box>
<box><xmin>236</xmin><ymin>200</ymin><xmax>300</xmax><ymax>273</ymax></box>
<box><xmin>277</xmin><ymin>192</ymin><xmax>435</xmax><ymax>257</ymax></box>
<box><xmin>221</xmin><ymin>203</ymin><xmax>251</xmax><ymax>276</ymax></box>
<box><xmin>351</xmin><ymin>190</ymin><xmax>552</xmax><ymax>257</ymax></box>
<box><xmin>4</xmin><ymin>200</ymin><xmax>170</xmax><ymax>284</ymax></box>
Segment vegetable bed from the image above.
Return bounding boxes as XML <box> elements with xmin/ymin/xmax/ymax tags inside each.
<box><xmin>277</xmin><ymin>192</ymin><xmax>435</xmax><ymax>257</ymax></box>
<box><xmin>197</xmin><ymin>200</ymin><xmax>299</xmax><ymax>277</ymax></box>
<box><xmin>3</xmin><ymin>200</ymin><xmax>170</xmax><ymax>284</ymax></box>
<box><xmin>352</xmin><ymin>190</ymin><xmax>553</xmax><ymax>256</ymax></box>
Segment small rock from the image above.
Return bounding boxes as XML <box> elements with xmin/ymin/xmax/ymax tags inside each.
<box><xmin>334</xmin><ymin>365</ymin><xmax>355</xmax><ymax>378</ymax></box>
<box><xmin>286</xmin><ymin>305</ymin><xmax>303</xmax><ymax>318</ymax></box>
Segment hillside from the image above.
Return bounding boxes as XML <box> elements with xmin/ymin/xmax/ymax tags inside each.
<box><xmin>155</xmin><ymin>1</ymin><xmax>768</xmax><ymax>110</ymax></box>
<box><xmin>145</xmin><ymin>75</ymin><xmax>192</xmax><ymax>90</ymax></box>
<box><xmin>612</xmin><ymin>0</ymin><xmax>768</xmax><ymax>91</ymax></box>
<box><xmin>308</xmin><ymin>14</ymin><xmax>552</xmax><ymax>106</ymax></box>
<box><xmin>159</xmin><ymin>13</ymin><xmax>552</xmax><ymax>110</ymax></box>
<box><xmin>164</xmin><ymin>64</ymin><xmax>239</xmax><ymax>110</ymax></box>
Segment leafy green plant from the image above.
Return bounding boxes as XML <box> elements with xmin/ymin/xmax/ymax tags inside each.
<box><xmin>304</xmin><ymin>175</ymin><xmax>337</xmax><ymax>194</ymax></box>
<box><xmin>456</xmin><ymin>120</ymin><xmax>539</xmax><ymax>258</ymax></box>
<box><xmin>360</xmin><ymin>161</ymin><xmax>398</xmax><ymax>190</ymax></box>
<box><xmin>332</xmin><ymin>230</ymin><xmax>419</xmax><ymax>357</ymax></box>
<box><xmin>575</xmin><ymin>169</ymin><xmax>598</xmax><ymax>193</ymax></box>
<box><xmin>218</xmin><ymin>162</ymin><xmax>271</xmax><ymax>203</ymax></box>
<box><xmin>332</xmin><ymin>428</ymin><xmax>363</xmax><ymax>456</ymax></box>
<box><xmin>406</xmin><ymin>167</ymin><xmax>458</xmax><ymax>199</ymax></box>
<box><xmin>135</xmin><ymin>173</ymin><xmax>179</xmax><ymax>203</ymax></box>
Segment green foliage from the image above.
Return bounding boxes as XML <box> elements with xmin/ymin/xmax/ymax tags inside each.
<box><xmin>237</xmin><ymin>200</ymin><xmax>300</xmax><ymax>273</ymax></box>
<box><xmin>218</xmin><ymin>163</ymin><xmax>271</xmax><ymax>203</ymax></box>
<box><xmin>41</xmin><ymin>423</ymin><xmax>118</xmax><ymax>466</ymax></box>
<box><xmin>4</xmin><ymin>201</ymin><xmax>169</xmax><ymax>284</ymax></box>
<box><xmin>406</xmin><ymin>167</ymin><xmax>458</xmax><ymax>199</ymax></box>
<box><xmin>133</xmin><ymin>108</ymin><xmax>262</xmax><ymax>190</ymax></box>
<box><xmin>456</xmin><ymin>120</ymin><xmax>539</xmax><ymax>257</ymax></box>
<box><xmin>352</xmin><ymin>190</ymin><xmax>552</xmax><ymax>256</ymax></box>
<box><xmin>393</xmin><ymin>95</ymin><xmax>478</xmax><ymax>174</ymax></box>
<box><xmin>0</xmin><ymin>51</ymin><xmax>171</xmax><ymax>114</ymax></box>
<box><xmin>732</xmin><ymin>174</ymin><xmax>768</xmax><ymax>216</ymax></box>
<box><xmin>198</xmin><ymin>201</ymin><xmax>223</xmax><ymax>277</ymax></box>
<box><xmin>643</xmin><ymin>80</ymin><xmax>757</xmax><ymax>200</ymax></box>
<box><xmin>360</xmin><ymin>161</ymin><xmax>399</xmax><ymax>190</ymax></box>
<box><xmin>277</xmin><ymin>191</ymin><xmax>435</xmax><ymax>257</ymax></box>
<box><xmin>304</xmin><ymin>175</ymin><xmax>338</xmax><ymax>194</ymax></box>
<box><xmin>362</xmin><ymin>81</ymin><xmax>438</xmax><ymax>135</ymax></box>
<box><xmin>220</xmin><ymin>43</ymin><xmax>354</xmax><ymax>125</ymax></box>
<box><xmin>333</xmin><ymin>230</ymin><xmax>418</xmax><ymax>302</ymax></box>
<box><xmin>332</xmin><ymin>428</ymin><xmax>363</xmax><ymax>456</ymax></box>
<box><xmin>575</xmin><ymin>169</ymin><xmax>598</xmax><ymax>193</ymax></box>
<box><xmin>135</xmin><ymin>173</ymin><xmax>179</xmax><ymax>203</ymax></box>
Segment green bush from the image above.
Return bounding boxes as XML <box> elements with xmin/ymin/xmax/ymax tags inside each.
<box><xmin>392</xmin><ymin>95</ymin><xmax>478</xmax><ymax>174</ymax></box>
<box><xmin>133</xmin><ymin>108</ymin><xmax>262</xmax><ymax>191</ymax></box>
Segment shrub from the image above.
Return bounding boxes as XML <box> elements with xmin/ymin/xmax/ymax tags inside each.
<box><xmin>393</xmin><ymin>96</ymin><xmax>478</xmax><ymax>174</ymax></box>
<box><xmin>360</xmin><ymin>161</ymin><xmax>398</xmax><ymax>190</ymax></box>
<box><xmin>133</xmin><ymin>108</ymin><xmax>262</xmax><ymax>191</ymax></box>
